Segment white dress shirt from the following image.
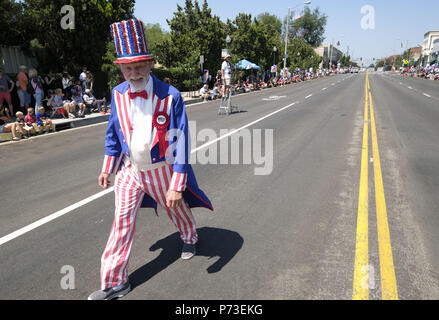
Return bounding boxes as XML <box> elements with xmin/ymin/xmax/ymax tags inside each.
<box><xmin>129</xmin><ymin>78</ymin><xmax>163</xmax><ymax>172</ymax></box>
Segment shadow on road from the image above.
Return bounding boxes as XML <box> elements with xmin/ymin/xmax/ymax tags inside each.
<box><xmin>129</xmin><ymin>227</ymin><xmax>244</xmax><ymax>290</ymax></box>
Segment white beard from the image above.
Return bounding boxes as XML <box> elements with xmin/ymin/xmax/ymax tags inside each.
<box><xmin>128</xmin><ymin>77</ymin><xmax>148</xmax><ymax>92</ymax></box>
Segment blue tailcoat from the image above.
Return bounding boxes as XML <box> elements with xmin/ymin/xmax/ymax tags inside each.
<box><xmin>104</xmin><ymin>75</ymin><xmax>213</xmax><ymax>213</ymax></box>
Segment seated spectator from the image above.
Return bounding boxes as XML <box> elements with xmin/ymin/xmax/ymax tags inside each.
<box><xmin>71</xmin><ymin>82</ymin><xmax>83</xmax><ymax>99</ymax></box>
<box><xmin>0</xmin><ymin>110</ymin><xmax>28</xmax><ymax>141</ymax></box>
<box><xmin>215</xmin><ymin>78</ymin><xmax>223</xmax><ymax>98</ymax></box>
<box><xmin>200</xmin><ymin>84</ymin><xmax>210</xmax><ymax>102</ymax></box>
<box><xmin>242</xmin><ymin>82</ymin><xmax>251</xmax><ymax>93</ymax></box>
<box><xmin>255</xmin><ymin>79</ymin><xmax>262</xmax><ymax>90</ymax></box>
<box><xmin>83</xmin><ymin>89</ymin><xmax>106</xmax><ymax>114</ymax></box>
<box><xmin>36</xmin><ymin>106</ymin><xmax>55</xmax><ymax>133</ymax></box>
<box><xmin>24</xmin><ymin>107</ymin><xmax>40</xmax><ymax>134</ymax></box>
<box><xmin>72</xmin><ymin>90</ymin><xmax>86</xmax><ymax>117</ymax></box>
<box><xmin>0</xmin><ymin>105</ymin><xmax>11</xmax><ymax>120</ymax></box>
<box><xmin>44</xmin><ymin>89</ymin><xmax>55</xmax><ymax>112</ymax></box>
<box><xmin>16</xmin><ymin>111</ymin><xmax>36</xmax><ymax>136</ymax></box>
<box><xmin>211</xmin><ymin>86</ymin><xmax>219</xmax><ymax>100</ymax></box>
<box><xmin>52</xmin><ymin>89</ymin><xmax>73</xmax><ymax>118</ymax></box>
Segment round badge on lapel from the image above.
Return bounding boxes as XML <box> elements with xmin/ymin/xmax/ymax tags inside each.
<box><xmin>153</xmin><ymin>112</ymin><xmax>169</xmax><ymax>130</ymax></box>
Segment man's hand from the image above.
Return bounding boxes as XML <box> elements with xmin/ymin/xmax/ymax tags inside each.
<box><xmin>98</xmin><ymin>173</ymin><xmax>111</xmax><ymax>189</ymax></box>
<box><xmin>166</xmin><ymin>189</ymin><xmax>183</xmax><ymax>208</ymax></box>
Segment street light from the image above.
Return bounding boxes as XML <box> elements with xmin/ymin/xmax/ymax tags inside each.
<box><xmin>284</xmin><ymin>1</ymin><xmax>311</xmax><ymax>70</ymax></box>
<box><xmin>273</xmin><ymin>46</ymin><xmax>277</xmax><ymax>66</ymax></box>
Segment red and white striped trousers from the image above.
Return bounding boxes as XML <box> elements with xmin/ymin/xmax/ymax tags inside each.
<box><xmin>100</xmin><ymin>162</ymin><xmax>197</xmax><ymax>290</ymax></box>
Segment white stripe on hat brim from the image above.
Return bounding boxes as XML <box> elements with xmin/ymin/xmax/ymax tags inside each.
<box><xmin>114</xmin><ymin>55</ymin><xmax>154</xmax><ymax>65</ymax></box>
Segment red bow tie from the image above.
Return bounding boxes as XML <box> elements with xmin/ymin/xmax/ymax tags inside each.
<box><xmin>129</xmin><ymin>90</ymin><xmax>148</xmax><ymax>100</ymax></box>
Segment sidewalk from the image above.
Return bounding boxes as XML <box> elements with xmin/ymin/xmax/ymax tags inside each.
<box><xmin>0</xmin><ymin>113</ymin><xmax>110</xmax><ymax>142</ymax></box>
<box><xmin>52</xmin><ymin>112</ymin><xmax>110</xmax><ymax>131</ymax></box>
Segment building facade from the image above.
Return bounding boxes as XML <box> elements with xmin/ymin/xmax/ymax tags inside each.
<box><xmin>314</xmin><ymin>44</ymin><xmax>344</xmax><ymax>69</ymax></box>
<box><xmin>421</xmin><ymin>31</ymin><xmax>439</xmax><ymax>65</ymax></box>
<box><xmin>431</xmin><ymin>38</ymin><xmax>439</xmax><ymax>64</ymax></box>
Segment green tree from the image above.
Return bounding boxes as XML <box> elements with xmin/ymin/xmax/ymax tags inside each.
<box><xmin>394</xmin><ymin>55</ymin><xmax>403</xmax><ymax>69</ymax></box>
<box><xmin>256</xmin><ymin>12</ymin><xmax>283</xmax><ymax>34</ymax></box>
<box><xmin>101</xmin><ymin>41</ymin><xmax>122</xmax><ymax>91</ymax></box>
<box><xmin>286</xmin><ymin>37</ymin><xmax>322</xmax><ymax>70</ymax></box>
<box><xmin>0</xmin><ymin>0</ymin><xmax>26</xmax><ymax>46</ymax></box>
<box><xmin>288</xmin><ymin>7</ymin><xmax>327</xmax><ymax>47</ymax></box>
<box><xmin>144</xmin><ymin>23</ymin><xmax>170</xmax><ymax>64</ymax></box>
<box><xmin>339</xmin><ymin>54</ymin><xmax>353</xmax><ymax>67</ymax></box>
<box><xmin>21</xmin><ymin>0</ymin><xmax>135</xmax><ymax>74</ymax></box>
<box><xmin>156</xmin><ymin>0</ymin><xmax>227</xmax><ymax>90</ymax></box>
<box><xmin>226</xmin><ymin>13</ymin><xmax>282</xmax><ymax>70</ymax></box>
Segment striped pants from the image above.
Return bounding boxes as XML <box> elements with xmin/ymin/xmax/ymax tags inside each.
<box><xmin>100</xmin><ymin>162</ymin><xmax>198</xmax><ymax>290</ymax></box>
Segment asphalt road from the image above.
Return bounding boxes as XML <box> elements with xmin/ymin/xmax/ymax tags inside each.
<box><xmin>0</xmin><ymin>72</ymin><xmax>438</xmax><ymax>300</ymax></box>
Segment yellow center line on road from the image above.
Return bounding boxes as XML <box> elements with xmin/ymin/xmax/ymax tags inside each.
<box><xmin>352</xmin><ymin>73</ymin><xmax>369</xmax><ymax>300</ymax></box>
<box><xmin>369</xmin><ymin>90</ymin><xmax>399</xmax><ymax>300</ymax></box>
<box><xmin>352</xmin><ymin>72</ymin><xmax>399</xmax><ymax>300</ymax></box>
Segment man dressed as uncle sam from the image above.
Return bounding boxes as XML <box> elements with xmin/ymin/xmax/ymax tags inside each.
<box><xmin>88</xmin><ymin>19</ymin><xmax>213</xmax><ymax>300</ymax></box>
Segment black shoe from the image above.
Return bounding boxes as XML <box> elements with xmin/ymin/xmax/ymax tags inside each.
<box><xmin>87</xmin><ymin>282</ymin><xmax>131</xmax><ymax>300</ymax></box>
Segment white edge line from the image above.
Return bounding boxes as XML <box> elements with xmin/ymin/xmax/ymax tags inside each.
<box><xmin>0</xmin><ymin>101</ymin><xmax>298</xmax><ymax>246</ymax></box>
<box><xmin>192</xmin><ymin>102</ymin><xmax>296</xmax><ymax>153</ymax></box>
<box><xmin>0</xmin><ymin>188</ymin><xmax>114</xmax><ymax>246</ymax></box>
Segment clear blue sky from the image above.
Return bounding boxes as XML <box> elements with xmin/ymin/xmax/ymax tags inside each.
<box><xmin>134</xmin><ymin>0</ymin><xmax>438</xmax><ymax>66</ymax></box>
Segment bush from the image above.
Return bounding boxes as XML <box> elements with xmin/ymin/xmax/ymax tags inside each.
<box><xmin>152</xmin><ymin>67</ymin><xmax>200</xmax><ymax>92</ymax></box>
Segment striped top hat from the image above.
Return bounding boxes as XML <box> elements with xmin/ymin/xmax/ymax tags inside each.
<box><xmin>110</xmin><ymin>19</ymin><xmax>154</xmax><ymax>65</ymax></box>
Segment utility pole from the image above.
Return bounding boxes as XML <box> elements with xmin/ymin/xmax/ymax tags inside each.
<box><xmin>283</xmin><ymin>7</ymin><xmax>291</xmax><ymax>71</ymax></box>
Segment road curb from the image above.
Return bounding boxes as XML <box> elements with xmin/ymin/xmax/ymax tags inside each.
<box><xmin>53</xmin><ymin>114</ymin><xmax>110</xmax><ymax>131</ymax></box>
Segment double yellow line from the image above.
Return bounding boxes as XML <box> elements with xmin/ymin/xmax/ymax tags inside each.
<box><xmin>352</xmin><ymin>73</ymin><xmax>398</xmax><ymax>300</ymax></box>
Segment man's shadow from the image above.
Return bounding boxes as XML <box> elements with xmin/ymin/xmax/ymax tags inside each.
<box><xmin>128</xmin><ymin>227</ymin><xmax>243</xmax><ymax>290</ymax></box>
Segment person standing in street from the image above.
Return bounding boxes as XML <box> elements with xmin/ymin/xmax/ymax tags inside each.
<box><xmin>221</xmin><ymin>54</ymin><xmax>232</xmax><ymax>98</ymax></box>
<box><xmin>88</xmin><ymin>19</ymin><xmax>213</xmax><ymax>300</ymax></box>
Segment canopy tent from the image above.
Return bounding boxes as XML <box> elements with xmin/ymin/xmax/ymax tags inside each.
<box><xmin>235</xmin><ymin>59</ymin><xmax>261</xmax><ymax>70</ymax></box>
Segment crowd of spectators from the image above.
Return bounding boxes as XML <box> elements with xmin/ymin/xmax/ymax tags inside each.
<box><xmin>197</xmin><ymin>67</ymin><xmax>338</xmax><ymax>102</ymax></box>
<box><xmin>400</xmin><ymin>64</ymin><xmax>439</xmax><ymax>80</ymax></box>
<box><xmin>0</xmin><ymin>65</ymin><xmax>109</xmax><ymax>142</ymax></box>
